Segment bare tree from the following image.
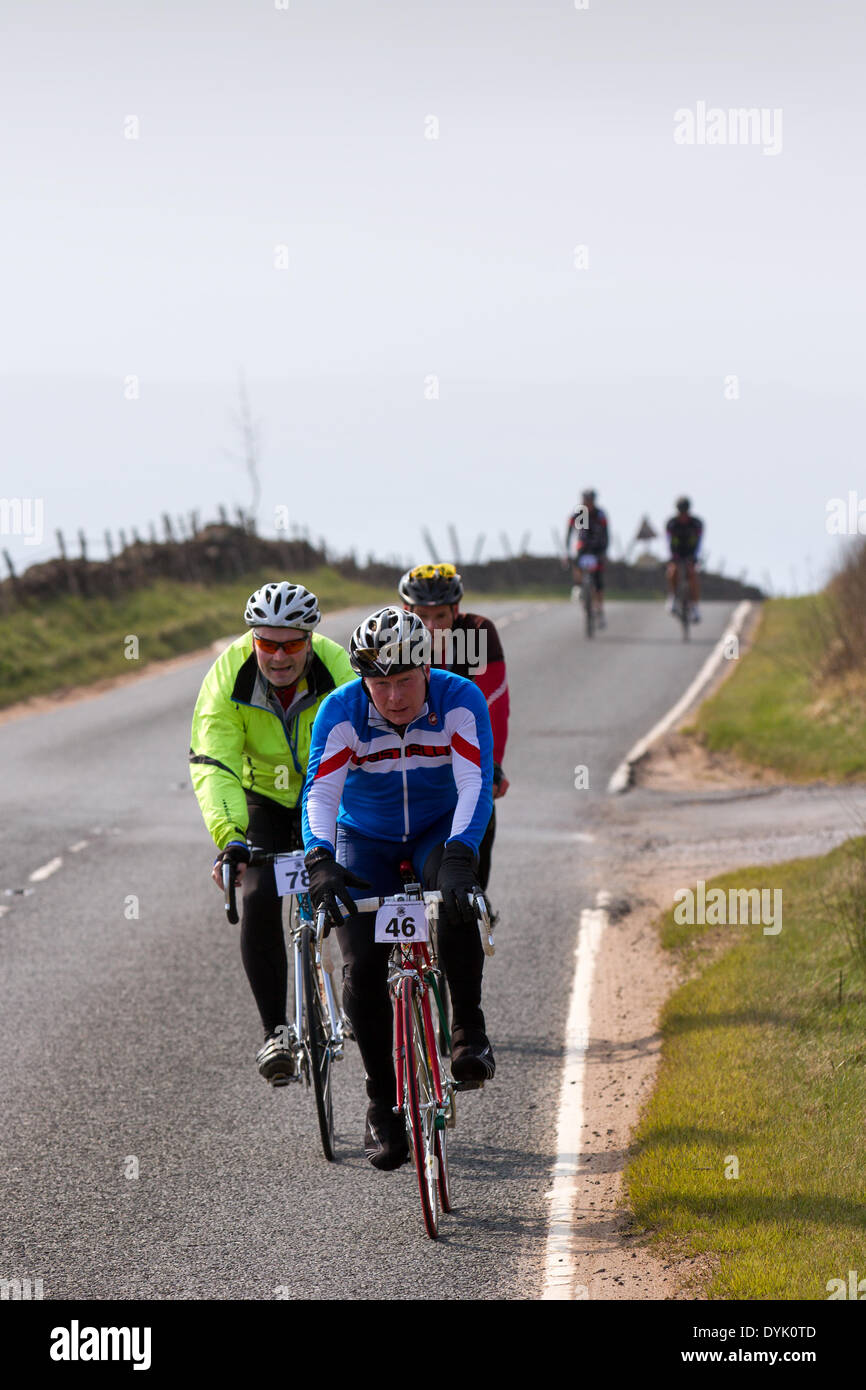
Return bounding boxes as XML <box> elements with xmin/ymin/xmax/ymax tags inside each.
<box><xmin>226</xmin><ymin>368</ymin><xmax>262</xmax><ymax>527</ymax></box>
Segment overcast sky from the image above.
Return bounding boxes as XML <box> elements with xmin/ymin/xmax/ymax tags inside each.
<box><xmin>2</xmin><ymin>0</ymin><xmax>864</xmax><ymax>592</ymax></box>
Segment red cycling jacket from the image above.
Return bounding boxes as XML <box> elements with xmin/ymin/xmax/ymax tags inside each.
<box><xmin>430</xmin><ymin>612</ymin><xmax>509</xmax><ymax>771</ymax></box>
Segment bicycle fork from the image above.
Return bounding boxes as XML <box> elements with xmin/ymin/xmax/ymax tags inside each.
<box><xmin>289</xmin><ymin>929</ymin><xmax>347</xmax><ymax>1083</ymax></box>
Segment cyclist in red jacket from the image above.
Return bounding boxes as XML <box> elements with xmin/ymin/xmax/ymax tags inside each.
<box><xmin>398</xmin><ymin>562</ymin><xmax>509</xmax><ymax>890</ymax></box>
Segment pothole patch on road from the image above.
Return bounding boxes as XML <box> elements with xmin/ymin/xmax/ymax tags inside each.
<box><xmin>605</xmin><ymin>897</ymin><xmax>633</xmax><ymax>923</ymax></box>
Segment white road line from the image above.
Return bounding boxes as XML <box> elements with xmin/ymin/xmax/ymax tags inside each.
<box><xmin>541</xmin><ymin>888</ymin><xmax>610</xmax><ymax>1301</ymax></box>
<box><xmin>68</xmin><ymin>841</ymin><xmax>89</xmax><ymax>853</ymax></box>
<box><xmin>28</xmin><ymin>857</ymin><xmax>63</xmax><ymax>882</ymax></box>
<box><xmin>497</xmin><ymin>607</ymin><xmax>534</xmax><ymax>631</ymax></box>
<box><xmin>607</xmin><ymin>600</ymin><xmax>753</xmax><ymax>794</ymax></box>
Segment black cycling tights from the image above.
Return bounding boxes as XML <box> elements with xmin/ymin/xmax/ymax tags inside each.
<box><xmin>336</xmin><ymin>839</ymin><xmax>485</xmax><ymax>1105</ymax></box>
<box><xmin>239</xmin><ymin>793</ymin><xmax>301</xmax><ymax>1037</ymax></box>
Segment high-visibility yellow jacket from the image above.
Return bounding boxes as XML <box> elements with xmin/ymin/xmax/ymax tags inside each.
<box><xmin>189</xmin><ymin>631</ymin><xmax>354</xmax><ymax>850</ymax></box>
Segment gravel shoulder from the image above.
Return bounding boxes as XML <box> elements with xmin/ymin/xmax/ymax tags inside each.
<box><xmin>570</xmin><ymin>714</ymin><xmax>866</xmax><ymax>1300</ymax></box>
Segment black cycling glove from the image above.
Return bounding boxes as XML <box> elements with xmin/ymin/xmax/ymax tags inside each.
<box><xmin>214</xmin><ymin>840</ymin><xmax>251</xmax><ymax>871</ymax></box>
<box><xmin>436</xmin><ymin>842</ymin><xmax>480</xmax><ymax>927</ymax></box>
<box><xmin>305</xmin><ymin>848</ymin><xmax>371</xmax><ymax>930</ymax></box>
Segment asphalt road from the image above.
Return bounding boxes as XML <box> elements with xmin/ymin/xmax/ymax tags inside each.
<box><xmin>0</xmin><ymin>598</ymin><xmax>738</xmax><ymax>1300</ymax></box>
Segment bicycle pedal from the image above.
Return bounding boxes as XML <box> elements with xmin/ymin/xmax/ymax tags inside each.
<box><xmin>454</xmin><ymin>1079</ymin><xmax>484</xmax><ymax>1092</ymax></box>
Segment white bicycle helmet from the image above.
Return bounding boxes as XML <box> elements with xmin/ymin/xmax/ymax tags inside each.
<box><xmin>349</xmin><ymin>606</ymin><xmax>432</xmax><ymax>676</ymax></box>
<box><xmin>244</xmin><ymin>581</ymin><xmax>321</xmax><ymax>630</ymax></box>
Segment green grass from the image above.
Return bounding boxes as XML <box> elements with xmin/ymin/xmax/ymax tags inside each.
<box><xmin>625</xmin><ymin>842</ymin><xmax>866</xmax><ymax>1299</ymax></box>
<box><xmin>0</xmin><ymin>567</ymin><xmax>394</xmax><ymax>709</ymax></box>
<box><xmin>0</xmin><ymin>572</ymin><xmax>583</xmax><ymax>709</ymax></box>
<box><xmin>691</xmin><ymin>596</ymin><xmax>866</xmax><ymax>781</ymax></box>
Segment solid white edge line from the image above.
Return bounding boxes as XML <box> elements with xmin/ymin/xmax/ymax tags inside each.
<box><xmin>607</xmin><ymin>600</ymin><xmax>752</xmax><ymax>794</ymax></box>
<box><xmin>541</xmin><ymin>888</ymin><xmax>610</xmax><ymax>1300</ymax></box>
<box><xmin>28</xmin><ymin>857</ymin><xmax>64</xmax><ymax>883</ymax></box>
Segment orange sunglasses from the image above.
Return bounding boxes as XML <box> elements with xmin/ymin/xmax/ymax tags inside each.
<box><xmin>253</xmin><ymin>633</ymin><xmax>309</xmax><ymax>655</ymax></box>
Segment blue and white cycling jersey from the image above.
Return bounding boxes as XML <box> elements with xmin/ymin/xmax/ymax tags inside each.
<box><xmin>302</xmin><ymin>668</ymin><xmax>493</xmax><ymax>856</ymax></box>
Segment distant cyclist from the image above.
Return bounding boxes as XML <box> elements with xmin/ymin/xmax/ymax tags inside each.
<box><xmin>666</xmin><ymin>497</ymin><xmax>704</xmax><ymax>623</ymax></box>
<box><xmin>302</xmin><ymin>607</ymin><xmax>495</xmax><ymax>1171</ymax></box>
<box><xmin>189</xmin><ymin>581</ymin><xmax>354</xmax><ymax>1086</ymax></box>
<box><xmin>398</xmin><ymin>561</ymin><xmax>509</xmax><ymax>889</ymax></box>
<box><xmin>565</xmin><ymin>488</ymin><xmax>609</xmax><ymax>628</ymax></box>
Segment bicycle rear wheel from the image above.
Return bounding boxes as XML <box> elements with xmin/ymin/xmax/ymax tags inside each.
<box><xmin>420</xmin><ymin>982</ymin><xmax>453</xmax><ymax>1213</ymax></box>
<box><xmin>434</xmin><ymin>1127</ymin><xmax>451</xmax><ymax>1213</ymax></box>
<box><xmin>301</xmin><ymin>923</ymin><xmax>336</xmax><ymax>1162</ymax></box>
<box><xmin>427</xmin><ymin>969</ymin><xmax>451</xmax><ymax>1057</ymax></box>
<box><xmin>400</xmin><ymin>979</ymin><xmax>439</xmax><ymax>1239</ymax></box>
<box><xmin>582</xmin><ymin>575</ymin><xmax>595</xmax><ymax>638</ymax></box>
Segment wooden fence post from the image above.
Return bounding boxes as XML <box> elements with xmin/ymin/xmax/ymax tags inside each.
<box><xmin>1</xmin><ymin>549</ymin><xmax>17</xmax><ymax>611</ymax></box>
<box><xmin>56</xmin><ymin>528</ymin><xmax>79</xmax><ymax>596</ymax></box>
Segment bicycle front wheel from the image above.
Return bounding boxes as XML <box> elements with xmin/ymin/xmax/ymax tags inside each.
<box><xmin>678</xmin><ymin>571</ymin><xmax>691</xmax><ymax>641</ymax></box>
<box><xmin>400</xmin><ymin>979</ymin><xmax>439</xmax><ymax>1239</ymax></box>
<box><xmin>301</xmin><ymin>924</ymin><xmax>336</xmax><ymax>1162</ymax></box>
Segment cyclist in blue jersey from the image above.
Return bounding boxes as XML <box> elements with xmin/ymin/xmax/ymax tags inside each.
<box><xmin>302</xmin><ymin>607</ymin><xmax>495</xmax><ymax>1170</ymax></box>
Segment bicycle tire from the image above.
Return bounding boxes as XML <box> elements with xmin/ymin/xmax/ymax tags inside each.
<box><xmin>582</xmin><ymin>574</ymin><xmax>595</xmax><ymax>638</ymax></box>
<box><xmin>678</xmin><ymin>566</ymin><xmax>691</xmax><ymax>642</ymax></box>
<box><xmin>400</xmin><ymin>979</ymin><xmax>439</xmax><ymax>1239</ymax></box>
<box><xmin>435</xmin><ymin>1126</ymin><xmax>451</xmax><ymax>1213</ymax></box>
<box><xmin>301</xmin><ymin>923</ymin><xmax>336</xmax><ymax>1162</ymax></box>
<box><xmin>428</xmin><ymin>970</ymin><xmax>451</xmax><ymax>1056</ymax></box>
<box><xmin>424</xmin><ymin>1013</ymin><xmax>452</xmax><ymax>1213</ymax></box>
<box><xmin>419</xmin><ymin>982</ymin><xmax>453</xmax><ymax>1212</ymax></box>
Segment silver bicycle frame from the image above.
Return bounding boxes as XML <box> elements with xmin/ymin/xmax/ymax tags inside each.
<box><xmin>286</xmin><ymin>897</ymin><xmax>346</xmax><ymax>1072</ymax></box>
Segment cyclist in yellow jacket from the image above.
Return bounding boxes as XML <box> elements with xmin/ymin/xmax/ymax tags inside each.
<box><xmin>189</xmin><ymin>581</ymin><xmax>354</xmax><ymax>1084</ymax></box>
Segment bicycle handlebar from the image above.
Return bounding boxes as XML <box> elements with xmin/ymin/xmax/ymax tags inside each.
<box><xmin>351</xmin><ymin>890</ymin><xmax>444</xmax><ymax>913</ymax></box>
<box><xmin>221</xmin><ymin>852</ymin><xmax>495</xmax><ymax>956</ymax></box>
<box><xmin>222</xmin><ymin>862</ymin><xmax>239</xmax><ymax>926</ymax></box>
<box><xmin>314</xmin><ymin>889</ymin><xmax>495</xmax><ymax>956</ymax></box>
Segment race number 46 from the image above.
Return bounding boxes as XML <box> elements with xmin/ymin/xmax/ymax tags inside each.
<box><xmin>273</xmin><ymin>852</ymin><xmax>310</xmax><ymax>897</ymax></box>
<box><xmin>374</xmin><ymin>902</ymin><xmax>429</xmax><ymax>943</ymax></box>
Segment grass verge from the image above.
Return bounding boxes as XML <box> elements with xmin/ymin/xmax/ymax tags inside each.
<box><xmin>691</xmin><ymin>597</ymin><xmax>866</xmax><ymax>781</ymax></box>
<box><xmin>624</xmin><ymin>841</ymin><xmax>866</xmax><ymax>1299</ymax></box>
<box><xmin>0</xmin><ymin>567</ymin><xmax>394</xmax><ymax>709</ymax></box>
